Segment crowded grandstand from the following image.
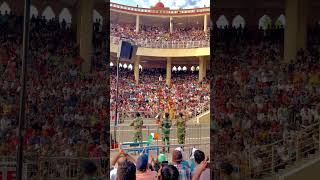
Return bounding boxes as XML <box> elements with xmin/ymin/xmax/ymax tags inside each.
<box><xmin>110</xmin><ymin>1</ymin><xmax>210</xmax><ymax>180</ymax></box>
<box><xmin>213</xmin><ymin>0</ymin><xmax>320</xmax><ymax>179</ymax></box>
<box><xmin>0</xmin><ymin>0</ymin><xmax>107</xmax><ymax>179</ymax></box>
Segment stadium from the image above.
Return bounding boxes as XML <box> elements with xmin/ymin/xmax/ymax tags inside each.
<box><xmin>0</xmin><ymin>0</ymin><xmax>107</xmax><ymax>179</ymax></box>
<box><xmin>214</xmin><ymin>0</ymin><xmax>320</xmax><ymax>179</ymax></box>
<box><xmin>110</xmin><ymin>1</ymin><xmax>211</xmax><ymax>180</ymax></box>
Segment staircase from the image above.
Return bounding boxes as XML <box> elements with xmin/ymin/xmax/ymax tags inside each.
<box><xmin>242</xmin><ymin>122</ymin><xmax>320</xmax><ymax>180</ymax></box>
<box><xmin>259</xmin><ymin>151</ymin><xmax>320</xmax><ymax>180</ymax></box>
<box><xmin>190</xmin><ymin>110</ymin><xmax>210</xmax><ymax>124</ymax></box>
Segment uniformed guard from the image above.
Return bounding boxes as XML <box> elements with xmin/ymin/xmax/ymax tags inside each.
<box><xmin>161</xmin><ymin>113</ymin><xmax>171</xmax><ymax>152</ymax></box>
<box><xmin>130</xmin><ymin>112</ymin><xmax>143</xmax><ymax>143</ymax></box>
<box><xmin>175</xmin><ymin>112</ymin><xmax>186</xmax><ymax>146</ymax></box>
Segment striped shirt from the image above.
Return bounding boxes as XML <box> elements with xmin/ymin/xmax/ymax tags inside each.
<box><xmin>174</xmin><ymin>163</ymin><xmax>191</xmax><ymax>180</ymax></box>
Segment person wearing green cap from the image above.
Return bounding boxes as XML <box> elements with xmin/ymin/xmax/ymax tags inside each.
<box><xmin>130</xmin><ymin>112</ymin><xmax>144</xmax><ymax>143</ymax></box>
<box><xmin>161</xmin><ymin>113</ymin><xmax>171</xmax><ymax>153</ymax></box>
<box><xmin>158</xmin><ymin>153</ymin><xmax>167</xmax><ymax>163</ymax></box>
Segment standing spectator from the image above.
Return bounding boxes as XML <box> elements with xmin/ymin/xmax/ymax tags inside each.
<box><xmin>136</xmin><ymin>154</ymin><xmax>157</xmax><ymax>180</ymax></box>
<box><xmin>159</xmin><ymin>165</ymin><xmax>180</xmax><ymax>180</ymax></box>
<box><xmin>117</xmin><ymin>160</ymin><xmax>136</xmax><ymax>180</ymax></box>
<box><xmin>193</xmin><ymin>150</ymin><xmax>210</xmax><ymax>180</ymax></box>
<box><xmin>172</xmin><ymin>150</ymin><xmax>191</xmax><ymax>180</ymax></box>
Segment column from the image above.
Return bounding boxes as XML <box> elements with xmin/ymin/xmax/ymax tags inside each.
<box><xmin>77</xmin><ymin>0</ymin><xmax>93</xmax><ymax>72</ymax></box>
<box><xmin>203</xmin><ymin>58</ymin><xmax>207</xmax><ymax>78</ymax></box>
<box><xmin>297</xmin><ymin>0</ymin><xmax>308</xmax><ymax>50</ymax></box>
<box><xmin>170</xmin><ymin>17</ymin><xmax>173</xmax><ymax>33</ymax></box>
<box><xmin>136</xmin><ymin>15</ymin><xmax>140</xmax><ymax>33</ymax></box>
<box><xmin>134</xmin><ymin>56</ymin><xmax>140</xmax><ymax>84</ymax></box>
<box><xmin>284</xmin><ymin>0</ymin><xmax>308</xmax><ymax>63</ymax></box>
<box><xmin>166</xmin><ymin>57</ymin><xmax>172</xmax><ymax>86</ymax></box>
<box><xmin>204</xmin><ymin>15</ymin><xmax>208</xmax><ymax>32</ymax></box>
<box><xmin>199</xmin><ymin>57</ymin><xmax>205</xmax><ymax>82</ymax></box>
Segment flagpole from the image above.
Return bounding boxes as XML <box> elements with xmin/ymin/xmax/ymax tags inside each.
<box><xmin>114</xmin><ymin>56</ymin><xmax>120</xmax><ymax>146</ymax></box>
<box><xmin>17</xmin><ymin>0</ymin><xmax>30</xmax><ymax>180</ymax></box>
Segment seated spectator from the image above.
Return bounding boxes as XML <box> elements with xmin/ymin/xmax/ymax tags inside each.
<box><xmin>81</xmin><ymin>160</ymin><xmax>98</xmax><ymax>180</ymax></box>
<box><xmin>219</xmin><ymin>163</ymin><xmax>233</xmax><ymax>180</ymax></box>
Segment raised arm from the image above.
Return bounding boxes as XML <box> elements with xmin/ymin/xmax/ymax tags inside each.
<box><xmin>192</xmin><ymin>160</ymin><xmax>208</xmax><ymax>180</ymax></box>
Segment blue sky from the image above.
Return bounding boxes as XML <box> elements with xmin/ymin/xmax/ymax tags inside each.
<box><xmin>111</xmin><ymin>0</ymin><xmax>210</xmax><ymax>9</ymax></box>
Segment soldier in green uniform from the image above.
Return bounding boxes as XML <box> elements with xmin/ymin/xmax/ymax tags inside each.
<box><xmin>161</xmin><ymin>113</ymin><xmax>171</xmax><ymax>152</ymax></box>
<box><xmin>175</xmin><ymin>113</ymin><xmax>186</xmax><ymax>146</ymax></box>
<box><xmin>130</xmin><ymin>112</ymin><xmax>143</xmax><ymax>143</ymax></box>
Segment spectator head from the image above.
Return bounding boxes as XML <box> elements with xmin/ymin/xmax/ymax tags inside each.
<box><xmin>153</xmin><ymin>161</ymin><xmax>161</xmax><ymax>172</ymax></box>
<box><xmin>136</xmin><ymin>154</ymin><xmax>148</xmax><ymax>172</ymax></box>
<box><xmin>194</xmin><ymin>150</ymin><xmax>205</xmax><ymax>164</ymax></box>
<box><xmin>165</xmin><ymin>113</ymin><xmax>169</xmax><ymax>118</ymax></box>
<box><xmin>172</xmin><ymin>150</ymin><xmax>183</xmax><ymax>164</ymax></box>
<box><xmin>179</xmin><ymin>112</ymin><xmax>183</xmax><ymax>118</ymax></box>
<box><xmin>160</xmin><ymin>165</ymin><xmax>179</xmax><ymax>180</ymax></box>
<box><xmin>81</xmin><ymin>160</ymin><xmax>97</xmax><ymax>176</ymax></box>
<box><xmin>117</xmin><ymin>160</ymin><xmax>136</xmax><ymax>180</ymax></box>
<box><xmin>158</xmin><ymin>153</ymin><xmax>167</xmax><ymax>164</ymax></box>
<box><xmin>136</xmin><ymin>112</ymin><xmax>140</xmax><ymax>117</ymax></box>
<box><xmin>220</xmin><ymin>162</ymin><xmax>233</xmax><ymax>176</ymax></box>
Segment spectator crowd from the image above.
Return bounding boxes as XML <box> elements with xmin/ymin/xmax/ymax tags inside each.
<box><xmin>110</xmin><ymin>68</ymin><xmax>210</xmax><ymax>120</ymax></box>
<box><xmin>111</xmin><ymin>147</ymin><xmax>210</xmax><ymax>180</ymax></box>
<box><xmin>0</xmin><ymin>11</ymin><xmax>107</xmax><ymax>157</ymax></box>
<box><xmin>213</xmin><ymin>24</ymin><xmax>320</xmax><ymax>178</ymax></box>
<box><xmin>111</xmin><ymin>23</ymin><xmax>210</xmax><ymax>47</ymax></box>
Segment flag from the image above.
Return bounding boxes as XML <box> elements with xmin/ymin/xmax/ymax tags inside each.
<box><xmin>147</xmin><ymin>134</ymin><xmax>153</xmax><ymax>144</ymax></box>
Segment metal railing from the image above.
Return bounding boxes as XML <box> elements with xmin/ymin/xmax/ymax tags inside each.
<box><xmin>214</xmin><ymin>122</ymin><xmax>320</xmax><ymax>180</ymax></box>
<box><xmin>110</xmin><ymin>143</ymin><xmax>210</xmax><ymax>162</ymax></box>
<box><xmin>110</xmin><ymin>124</ymin><xmax>210</xmax><ymax>145</ymax></box>
<box><xmin>110</xmin><ymin>2</ymin><xmax>210</xmax><ymax>15</ymax></box>
<box><xmin>111</xmin><ymin>36</ymin><xmax>210</xmax><ymax>48</ymax></box>
<box><xmin>0</xmin><ymin>156</ymin><xmax>108</xmax><ymax>180</ymax></box>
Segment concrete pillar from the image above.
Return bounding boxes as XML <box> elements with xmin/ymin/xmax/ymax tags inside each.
<box><xmin>134</xmin><ymin>56</ymin><xmax>140</xmax><ymax>84</ymax></box>
<box><xmin>204</xmin><ymin>15</ymin><xmax>208</xmax><ymax>32</ymax></box>
<box><xmin>166</xmin><ymin>57</ymin><xmax>172</xmax><ymax>86</ymax></box>
<box><xmin>170</xmin><ymin>17</ymin><xmax>173</xmax><ymax>33</ymax></box>
<box><xmin>136</xmin><ymin>15</ymin><xmax>140</xmax><ymax>33</ymax></box>
<box><xmin>203</xmin><ymin>58</ymin><xmax>207</xmax><ymax>78</ymax></box>
<box><xmin>199</xmin><ymin>57</ymin><xmax>205</xmax><ymax>82</ymax></box>
<box><xmin>284</xmin><ymin>0</ymin><xmax>308</xmax><ymax>63</ymax></box>
<box><xmin>77</xmin><ymin>0</ymin><xmax>93</xmax><ymax>72</ymax></box>
<box><xmin>297</xmin><ymin>0</ymin><xmax>308</xmax><ymax>50</ymax></box>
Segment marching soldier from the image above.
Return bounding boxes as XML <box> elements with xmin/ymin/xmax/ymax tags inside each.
<box><xmin>161</xmin><ymin>113</ymin><xmax>171</xmax><ymax>153</ymax></box>
<box><xmin>130</xmin><ymin>112</ymin><xmax>143</xmax><ymax>143</ymax></box>
<box><xmin>175</xmin><ymin>112</ymin><xmax>186</xmax><ymax>146</ymax></box>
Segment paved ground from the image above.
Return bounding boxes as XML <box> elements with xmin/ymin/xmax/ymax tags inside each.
<box><xmin>110</xmin><ymin>119</ymin><xmax>210</xmax><ymax>164</ymax></box>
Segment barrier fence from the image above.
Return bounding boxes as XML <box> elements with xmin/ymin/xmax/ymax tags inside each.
<box><xmin>110</xmin><ymin>124</ymin><xmax>210</xmax><ymax>146</ymax></box>
<box><xmin>0</xmin><ymin>157</ymin><xmax>108</xmax><ymax>180</ymax></box>
<box><xmin>110</xmin><ymin>143</ymin><xmax>210</xmax><ymax>163</ymax></box>
<box><xmin>0</xmin><ymin>144</ymin><xmax>210</xmax><ymax>180</ymax></box>
<box><xmin>214</xmin><ymin>122</ymin><xmax>320</xmax><ymax>180</ymax></box>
